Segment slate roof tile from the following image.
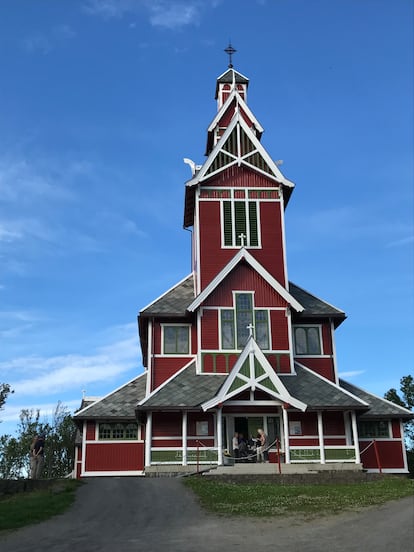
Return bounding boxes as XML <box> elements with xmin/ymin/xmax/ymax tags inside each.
<box><xmin>74</xmin><ymin>373</ymin><xmax>147</xmax><ymax>419</ymax></box>
<box><xmin>340</xmin><ymin>379</ymin><xmax>413</xmax><ymax>419</ymax></box>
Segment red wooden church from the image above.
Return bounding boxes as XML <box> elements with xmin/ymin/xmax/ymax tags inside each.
<box><xmin>74</xmin><ymin>58</ymin><xmax>412</xmax><ymax>478</ymax></box>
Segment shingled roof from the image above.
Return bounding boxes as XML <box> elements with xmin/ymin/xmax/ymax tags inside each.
<box><xmin>340</xmin><ymin>379</ymin><xmax>414</xmax><ymax>419</ymax></box>
<box><xmin>74</xmin><ymin>373</ymin><xmax>147</xmax><ymax>420</ymax></box>
<box><xmin>140</xmin><ymin>274</ymin><xmax>195</xmax><ymax>317</ymax></box>
<box><xmin>280</xmin><ymin>364</ymin><xmax>367</xmax><ymax>410</ymax></box>
<box><xmin>140</xmin><ymin>274</ymin><xmax>344</xmax><ymax>321</ymax></box>
<box><xmin>289</xmin><ymin>283</ymin><xmax>346</xmax><ymax>327</ymax></box>
<box><xmin>138</xmin><ymin>362</ymin><xmax>224</xmax><ymax>410</ymax></box>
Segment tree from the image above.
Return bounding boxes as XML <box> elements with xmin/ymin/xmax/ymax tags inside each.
<box><xmin>0</xmin><ymin>403</ymin><xmax>76</xmax><ymax>479</ymax></box>
<box><xmin>0</xmin><ymin>383</ymin><xmax>13</xmax><ymax>418</ymax></box>
<box><xmin>385</xmin><ymin>375</ymin><xmax>414</xmax><ymax>475</ymax></box>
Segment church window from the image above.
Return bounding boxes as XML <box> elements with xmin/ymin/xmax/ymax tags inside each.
<box><xmin>223</xmin><ymin>200</ymin><xmax>259</xmax><ymax>247</ymax></box>
<box><xmin>221</xmin><ymin>294</ymin><xmax>269</xmax><ymax>350</ymax></box>
<box><xmin>357</xmin><ymin>421</ymin><xmax>390</xmax><ymax>439</ymax></box>
<box><xmin>163</xmin><ymin>325</ymin><xmax>190</xmax><ymax>354</ymax></box>
<box><xmin>293</xmin><ymin>326</ymin><xmax>322</xmax><ymax>355</ymax></box>
<box><xmin>221</xmin><ymin>309</ymin><xmax>235</xmax><ymax>349</ymax></box>
<box><xmin>98</xmin><ymin>423</ymin><xmax>138</xmax><ymax>440</ymax></box>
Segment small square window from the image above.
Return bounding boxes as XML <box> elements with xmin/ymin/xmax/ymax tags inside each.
<box><xmin>164</xmin><ymin>325</ymin><xmax>190</xmax><ymax>354</ymax></box>
<box><xmin>294</xmin><ymin>326</ymin><xmax>322</xmax><ymax>355</ymax></box>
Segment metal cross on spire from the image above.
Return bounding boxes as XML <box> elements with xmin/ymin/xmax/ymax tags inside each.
<box><xmin>224</xmin><ymin>43</ymin><xmax>237</xmax><ymax>68</ymax></box>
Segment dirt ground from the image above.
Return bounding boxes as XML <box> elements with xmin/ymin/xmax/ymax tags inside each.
<box><xmin>1</xmin><ymin>477</ymin><xmax>413</xmax><ymax>552</ymax></box>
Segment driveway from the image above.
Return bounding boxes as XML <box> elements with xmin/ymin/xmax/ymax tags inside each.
<box><xmin>1</xmin><ymin>477</ymin><xmax>413</xmax><ymax>552</ymax></box>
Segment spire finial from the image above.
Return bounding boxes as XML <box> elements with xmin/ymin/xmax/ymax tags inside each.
<box><xmin>224</xmin><ymin>43</ymin><xmax>237</xmax><ymax>68</ymax></box>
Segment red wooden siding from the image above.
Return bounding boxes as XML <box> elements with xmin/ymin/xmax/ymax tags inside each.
<box><xmin>253</xmin><ymin>202</ymin><xmax>285</xmax><ymax>285</ymax></box>
<box><xmin>269</xmin><ymin>310</ymin><xmax>289</xmax><ymax>349</ymax></box>
<box><xmin>152</xmin><ymin>358</ymin><xmax>188</xmax><ymax>389</ymax></box>
<box><xmin>392</xmin><ymin>419</ymin><xmax>401</xmax><ymax>438</ymax></box>
<box><xmin>201</xmin><ymin>309</ymin><xmax>219</xmax><ymax>349</ymax></box>
<box><xmin>86</xmin><ymin>422</ymin><xmax>95</xmax><ymax>440</ymax></box>
<box><xmin>323</xmin><ymin>411</ymin><xmax>345</xmax><ymax>435</ymax></box>
<box><xmin>152</xmin><ymin>412</ymin><xmax>182</xmax><ymax>437</ymax></box>
<box><xmin>85</xmin><ymin>442</ymin><xmax>144</xmax><ymax>472</ymax></box>
<box><xmin>203</xmin><ymin>165</ymin><xmax>277</xmax><ymax>188</ymax></box>
<box><xmin>360</xmin><ymin>440</ymin><xmax>405</xmax><ymax>470</ymax></box>
<box><xmin>203</xmin><ymin>263</ymin><xmax>288</xmax><ymax>308</ymax></box>
<box><xmin>289</xmin><ymin>412</ymin><xmax>318</xmax><ymax>435</ymax></box>
<box><xmin>321</xmin><ymin>324</ymin><xmax>333</xmax><ymax>355</ymax></box>
<box><xmin>297</xmin><ymin>358</ymin><xmax>335</xmax><ymax>381</ymax></box>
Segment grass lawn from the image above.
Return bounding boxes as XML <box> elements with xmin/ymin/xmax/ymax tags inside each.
<box><xmin>0</xmin><ymin>480</ymin><xmax>82</xmax><ymax>533</ymax></box>
<box><xmin>183</xmin><ymin>476</ymin><xmax>414</xmax><ymax>517</ymax></box>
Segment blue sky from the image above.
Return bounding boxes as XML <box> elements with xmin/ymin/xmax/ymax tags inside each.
<box><xmin>0</xmin><ymin>0</ymin><xmax>413</xmax><ymax>436</ymax></box>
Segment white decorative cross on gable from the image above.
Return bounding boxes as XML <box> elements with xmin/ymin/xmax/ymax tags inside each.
<box><xmin>246</xmin><ymin>323</ymin><xmax>254</xmax><ymax>337</ymax></box>
<box><xmin>238</xmin><ymin>233</ymin><xmax>246</xmax><ymax>247</ymax></box>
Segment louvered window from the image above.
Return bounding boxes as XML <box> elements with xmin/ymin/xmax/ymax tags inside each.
<box><xmin>223</xmin><ymin>200</ymin><xmax>259</xmax><ymax>247</ymax></box>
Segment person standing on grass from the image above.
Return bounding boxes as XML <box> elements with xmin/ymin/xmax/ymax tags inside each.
<box><xmin>33</xmin><ymin>434</ymin><xmax>45</xmax><ymax>478</ymax></box>
<box><xmin>29</xmin><ymin>435</ymin><xmax>38</xmax><ymax>479</ymax></box>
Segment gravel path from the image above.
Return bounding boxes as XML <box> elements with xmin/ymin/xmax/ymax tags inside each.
<box><xmin>1</xmin><ymin>477</ymin><xmax>413</xmax><ymax>552</ymax></box>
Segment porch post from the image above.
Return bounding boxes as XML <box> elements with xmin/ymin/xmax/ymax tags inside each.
<box><xmin>317</xmin><ymin>411</ymin><xmax>325</xmax><ymax>464</ymax></box>
<box><xmin>217</xmin><ymin>408</ymin><xmax>223</xmax><ymax>465</ymax></box>
<box><xmin>282</xmin><ymin>406</ymin><xmax>290</xmax><ymax>463</ymax></box>
<box><xmin>351</xmin><ymin>411</ymin><xmax>361</xmax><ymax>464</ymax></box>
<box><xmin>145</xmin><ymin>412</ymin><xmax>152</xmax><ymax>467</ymax></box>
<box><xmin>182</xmin><ymin>411</ymin><xmax>188</xmax><ymax>466</ymax></box>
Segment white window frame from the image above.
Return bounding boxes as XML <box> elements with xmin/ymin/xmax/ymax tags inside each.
<box><xmin>161</xmin><ymin>323</ymin><xmax>191</xmax><ymax>356</ymax></box>
<box><xmin>293</xmin><ymin>324</ymin><xmax>323</xmax><ymax>356</ymax></box>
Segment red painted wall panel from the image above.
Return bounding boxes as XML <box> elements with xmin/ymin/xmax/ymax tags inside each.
<box><xmin>86</xmin><ymin>422</ymin><xmax>95</xmax><ymax>440</ymax></box>
<box><xmin>152</xmin><ymin>412</ymin><xmax>182</xmax><ymax>437</ymax></box>
<box><xmin>152</xmin><ymin>358</ymin><xmax>190</xmax><ymax>389</ymax></box>
<box><xmin>270</xmin><ymin>310</ymin><xmax>289</xmax><ymax>349</ymax></box>
<box><xmin>392</xmin><ymin>419</ymin><xmax>401</xmax><ymax>438</ymax></box>
<box><xmin>296</xmin><ymin>358</ymin><xmax>335</xmax><ymax>381</ymax></box>
<box><xmin>201</xmin><ymin>309</ymin><xmax>218</xmax><ymax>349</ymax></box>
<box><xmin>323</xmin><ymin>411</ymin><xmax>345</xmax><ymax>435</ymax></box>
<box><xmin>360</xmin><ymin>440</ymin><xmax>405</xmax><ymax>469</ymax></box>
<box><xmin>85</xmin><ymin>442</ymin><xmax>144</xmax><ymax>472</ymax></box>
<box><xmin>289</xmin><ymin>412</ymin><xmax>318</xmax><ymax>435</ymax></box>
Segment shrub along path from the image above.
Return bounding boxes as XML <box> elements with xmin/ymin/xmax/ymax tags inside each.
<box><xmin>0</xmin><ymin>477</ymin><xmax>413</xmax><ymax>552</ymax></box>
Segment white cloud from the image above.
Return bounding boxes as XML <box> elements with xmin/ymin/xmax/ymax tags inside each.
<box><xmin>83</xmin><ymin>0</ymin><xmax>204</xmax><ymax>29</ymax></box>
<box><xmin>21</xmin><ymin>24</ymin><xmax>76</xmax><ymax>55</ymax></box>
<box><xmin>148</xmin><ymin>2</ymin><xmax>200</xmax><ymax>29</ymax></box>
<box><xmin>0</xmin><ymin>323</ymin><xmax>141</xmax><ymax>397</ymax></box>
<box><xmin>21</xmin><ymin>33</ymin><xmax>52</xmax><ymax>55</ymax></box>
<box><xmin>338</xmin><ymin>370</ymin><xmax>365</xmax><ymax>379</ymax></box>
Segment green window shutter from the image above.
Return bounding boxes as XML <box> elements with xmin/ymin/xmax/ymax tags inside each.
<box><xmin>248</xmin><ymin>202</ymin><xmax>258</xmax><ymax>246</ymax></box>
<box><xmin>235</xmin><ymin>201</ymin><xmax>247</xmax><ymax>246</ymax></box>
<box><xmin>223</xmin><ymin>201</ymin><xmax>233</xmax><ymax>246</ymax></box>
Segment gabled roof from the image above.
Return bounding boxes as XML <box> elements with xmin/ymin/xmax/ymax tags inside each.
<box><xmin>188</xmin><ymin>248</ymin><xmax>304</xmax><ymax>313</ymax></box>
<box><xmin>207</xmin><ymin>88</ymin><xmax>263</xmax><ymax>138</ymax></box>
<box><xmin>186</xmin><ymin>113</ymin><xmax>294</xmax><ymax>189</ymax></box>
<box><xmin>137</xmin><ymin>362</ymin><xmax>224</xmax><ymax>410</ymax></box>
<box><xmin>138</xmin><ymin>273</ymin><xmax>344</xmax><ymax>324</ymax></box>
<box><xmin>340</xmin><ymin>379</ymin><xmax>414</xmax><ymax>419</ymax></box>
<box><xmin>215</xmin><ymin>67</ymin><xmax>249</xmax><ymax>98</ymax></box>
<box><xmin>201</xmin><ymin>337</ymin><xmax>307</xmax><ymax>411</ymax></box>
<box><xmin>74</xmin><ymin>372</ymin><xmax>147</xmax><ymax>420</ymax></box>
